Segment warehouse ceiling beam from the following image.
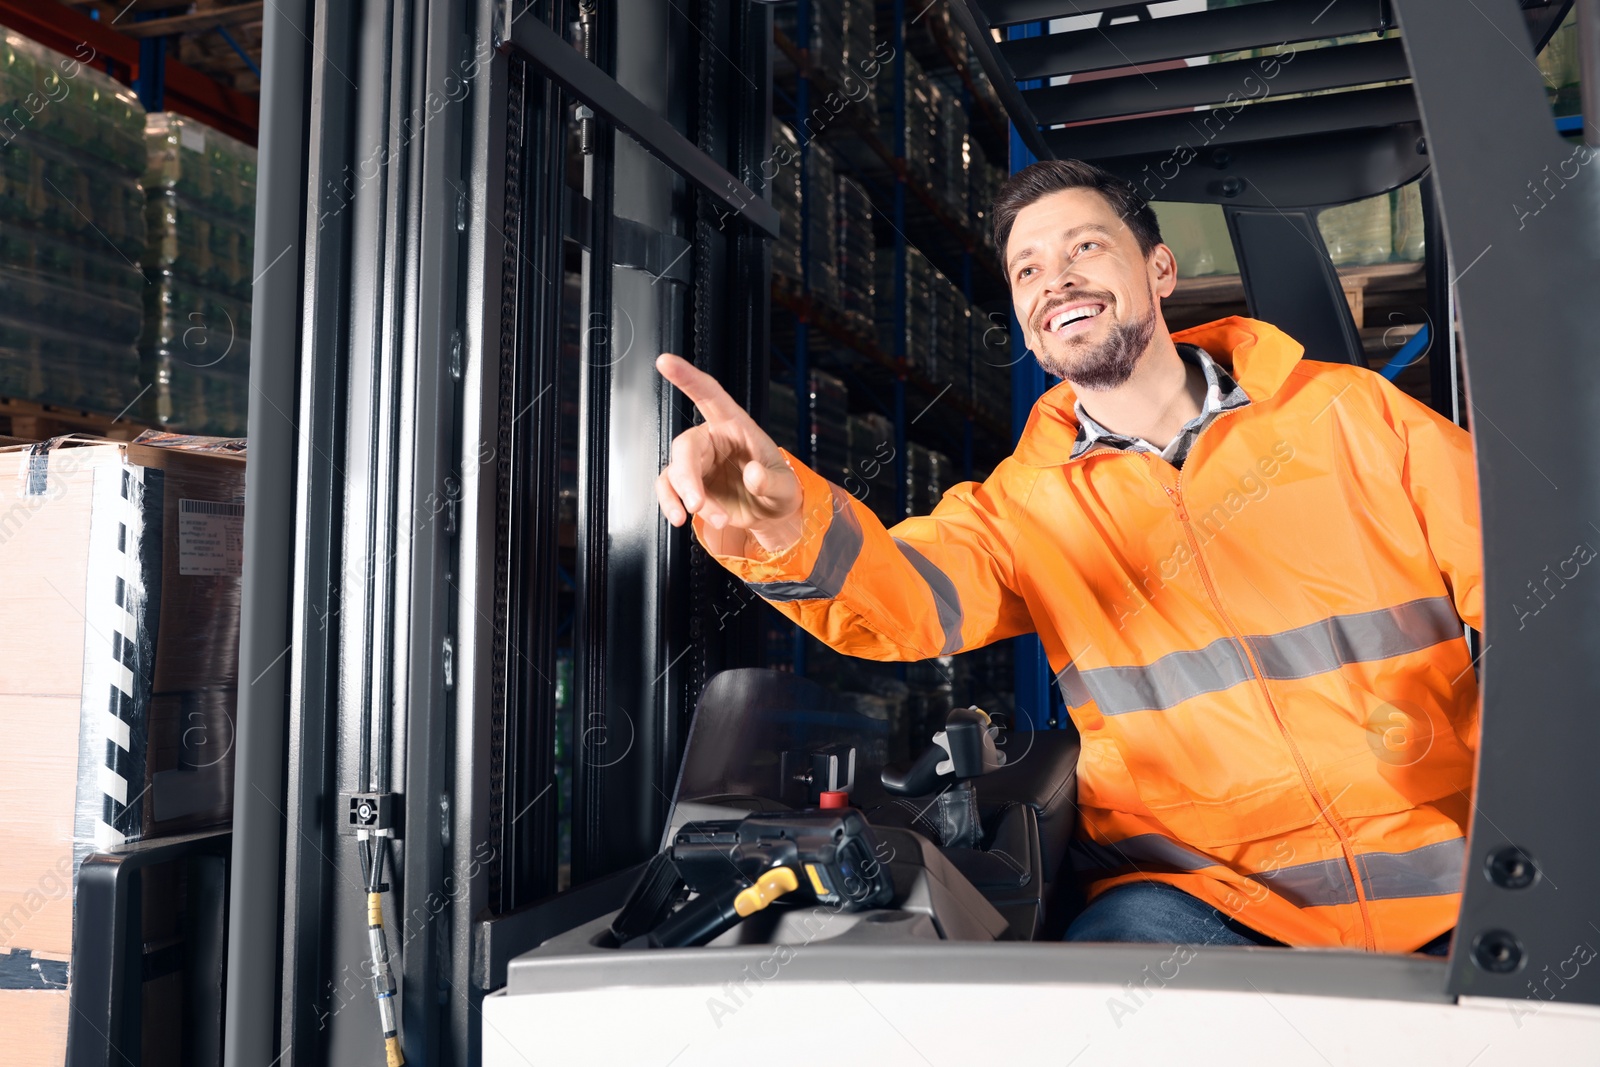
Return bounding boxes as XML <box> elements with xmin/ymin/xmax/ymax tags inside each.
<box><xmin>0</xmin><ymin>0</ymin><xmax>258</xmax><ymax>144</ymax></box>
<box><xmin>118</xmin><ymin>2</ymin><xmax>265</xmax><ymax>39</ymax></box>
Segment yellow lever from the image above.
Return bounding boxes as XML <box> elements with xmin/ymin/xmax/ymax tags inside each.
<box><xmin>733</xmin><ymin>866</ymin><xmax>800</xmax><ymax>917</ymax></box>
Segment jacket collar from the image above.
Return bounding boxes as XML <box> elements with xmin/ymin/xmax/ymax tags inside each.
<box><xmin>1010</xmin><ymin>316</ymin><xmax>1306</xmax><ymax>468</ymax></box>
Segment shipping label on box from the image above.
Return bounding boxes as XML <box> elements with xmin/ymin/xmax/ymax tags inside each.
<box><xmin>178</xmin><ymin>498</ymin><xmax>244</xmax><ymax>577</ymax></box>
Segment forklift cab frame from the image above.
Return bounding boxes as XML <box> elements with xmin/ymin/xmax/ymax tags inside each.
<box><xmin>104</xmin><ymin>0</ymin><xmax>1597</xmax><ymax>1063</ymax></box>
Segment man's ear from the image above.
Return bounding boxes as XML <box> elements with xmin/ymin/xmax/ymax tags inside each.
<box><xmin>1149</xmin><ymin>243</ymin><xmax>1179</xmax><ymax>300</ymax></box>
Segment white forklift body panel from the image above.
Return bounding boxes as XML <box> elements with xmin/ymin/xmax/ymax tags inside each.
<box><xmin>485</xmin><ymin>940</ymin><xmax>1600</xmax><ymax>1065</ymax></box>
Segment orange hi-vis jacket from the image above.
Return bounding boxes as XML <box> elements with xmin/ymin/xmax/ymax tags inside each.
<box><xmin>698</xmin><ymin>317</ymin><xmax>1485</xmax><ymax>953</ymax></box>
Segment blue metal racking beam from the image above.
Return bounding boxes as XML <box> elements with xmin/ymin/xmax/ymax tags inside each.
<box><xmin>776</xmin><ymin>0</ymin><xmax>1013</xmax><ymax>689</ymax></box>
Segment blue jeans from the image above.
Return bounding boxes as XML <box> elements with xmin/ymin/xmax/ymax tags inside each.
<box><xmin>1065</xmin><ymin>881</ymin><xmax>1283</xmax><ymax>947</ymax></box>
<box><xmin>1064</xmin><ymin>881</ymin><xmax>1453</xmax><ymax>955</ymax></box>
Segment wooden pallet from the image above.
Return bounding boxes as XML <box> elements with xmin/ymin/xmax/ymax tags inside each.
<box><xmin>0</xmin><ymin>395</ymin><xmax>157</xmax><ymax>444</ymax></box>
<box><xmin>1166</xmin><ymin>260</ymin><xmax>1427</xmax><ymax>329</ymax></box>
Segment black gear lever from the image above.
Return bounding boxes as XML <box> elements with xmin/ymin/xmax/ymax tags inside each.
<box><xmin>880</xmin><ymin>706</ymin><xmax>1007</xmax><ymax>796</ymax></box>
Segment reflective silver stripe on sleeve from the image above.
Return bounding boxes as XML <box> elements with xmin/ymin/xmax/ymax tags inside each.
<box><xmin>745</xmin><ymin>483</ymin><xmax>863</xmax><ymax>602</ymax></box>
<box><xmin>1356</xmin><ymin>837</ymin><xmax>1466</xmax><ymax>901</ymax></box>
<box><xmin>1055</xmin><ymin>596</ymin><xmax>1463</xmax><ymax>716</ymax></box>
<box><xmin>892</xmin><ymin>538</ymin><xmax>964</xmax><ymax>655</ymax></box>
<box><xmin>1248</xmin><ymin>597</ymin><xmax>1462</xmax><ymax>681</ymax></box>
<box><xmin>1069</xmin><ymin>833</ymin><xmax>1218</xmax><ymax>873</ymax></box>
<box><xmin>1056</xmin><ymin>636</ymin><xmax>1253</xmax><ymax>715</ymax></box>
<box><xmin>1249</xmin><ymin>855</ymin><xmax>1359</xmax><ymax>908</ymax></box>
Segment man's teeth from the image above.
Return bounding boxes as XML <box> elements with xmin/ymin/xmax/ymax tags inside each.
<box><xmin>1051</xmin><ymin>306</ymin><xmax>1102</xmax><ymax>332</ymax></box>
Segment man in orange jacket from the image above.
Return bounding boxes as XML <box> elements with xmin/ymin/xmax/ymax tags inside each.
<box><xmin>654</xmin><ymin>159</ymin><xmax>1481</xmax><ymax>954</ymax></box>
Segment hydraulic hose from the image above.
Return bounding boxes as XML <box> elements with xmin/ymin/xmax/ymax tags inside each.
<box><xmin>366</xmin><ymin>840</ymin><xmax>404</xmax><ymax>1066</ymax></box>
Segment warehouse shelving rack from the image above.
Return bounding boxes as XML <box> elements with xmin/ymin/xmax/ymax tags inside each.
<box><xmin>0</xmin><ymin>1</ymin><xmax>258</xmax><ymax>144</ymax></box>
<box><xmin>769</xmin><ymin>0</ymin><xmax>1022</xmax><ymax>689</ymax></box>
<box><xmin>771</xmin><ymin>1</ymin><xmax>1014</xmax><ymax>488</ymax></box>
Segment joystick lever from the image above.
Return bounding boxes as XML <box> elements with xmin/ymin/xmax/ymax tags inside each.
<box><xmin>880</xmin><ymin>706</ymin><xmax>1006</xmax><ymax>796</ymax></box>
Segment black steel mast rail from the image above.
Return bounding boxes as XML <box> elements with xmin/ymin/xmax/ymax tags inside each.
<box><xmin>997</xmin><ymin>0</ymin><xmax>1393</xmax><ymax>82</ymax></box>
<box><xmin>772</xmin><ymin>25</ymin><xmax>1008</xmax><ymax>297</ymax></box>
<box><xmin>1044</xmin><ymin>82</ymin><xmax>1419</xmax><ymax>160</ymax></box>
<box><xmin>502</xmin><ymin>11</ymin><xmax>780</xmax><ymax>239</ymax></box>
<box><xmin>1024</xmin><ymin>35</ymin><xmax>1411</xmax><ymax>126</ymax></box>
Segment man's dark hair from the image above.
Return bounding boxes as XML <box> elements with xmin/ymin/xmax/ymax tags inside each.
<box><xmin>991</xmin><ymin>159</ymin><xmax>1163</xmax><ymax>275</ymax></box>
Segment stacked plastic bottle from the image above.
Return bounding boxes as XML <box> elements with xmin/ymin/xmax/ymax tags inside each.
<box><xmin>1151</xmin><ymin>201</ymin><xmax>1238</xmax><ymax>277</ymax></box>
<box><xmin>770</xmin><ymin>122</ymin><xmax>803</xmax><ymax>286</ymax></box>
<box><xmin>846</xmin><ymin>411</ymin><xmax>898</xmax><ymax>527</ymax></box>
<box><xmin>971</xmin><ymin>307</ymin><xmax>1012</xmax><ymax>427</ymax></box>
<box><xmin>1318</xmin><ymin>193</ymin><xmax>1393</xmax><ymax>266</ymax></box>
<box><xmin>804</xmin><ymin>142</ymin><xmax>839</xmax><ymax>311</ymax></box>
<box><xmin>836</xmin><ymin>175</ymin><xmax>875</xmax><ymax>335</ymax></box>
<box><xmin>875</xmin><ymin>244</ymin><xmax>932</xmax><ymax>363</ymax></box>
<box><xmin>765</xmin><ymin>379</ymin><xmax>800</xmax><ymax>457</ymax></box>
<box><xmin>904</xmin><ymin>441</ymin><xmax>955</xmax><ymax>517</ymax></box>
<box><xmin>885</xmin><ymin>51</ymin><xmax>938</xmax><ymax>197</ymax></box>
<box><xmin>775</xmin><ymin>0</ymin><xmax>846</xmax><ymax>77</ymax></box>
<box><xmin>769</xmin><ymin>121</ymin><xmax>839</xmax><ymax>310</ymax></box>
<box><xmin>937</xmin><ymin>87</ymin><xmax>970</xmax><ymax>216</ymax></box>
<box><xmin>141</xmin><ymin>112</ymin><xmax>257</xmax><ymax>436</ymax></box>
<box><xmin>808</xmin><ymin>367</ymin><xmax>850</xmax><ymax>484</ymax></box>
<box><xmin>0</xmin><ymin>33</ymin><xmax>146</xmax><ymax>414</ymax></box>
<box><xmin>875</xmin><ymin>245</ymin><xmax>982</xmax><ymax>392</ymax></box>
<box><xmin>776</xmin><ymin>0</ymin><xmax>880</xmax><ymax>129</ymax></box>
<box><xmin>1391</xmin><ymin>182</ymin><xmax>1425</xmax><ymax>262</ymax></box>
<box><xmin>839</xmin><ymin>0</ymin><xmax>879</xmax><ymax>131</ymax></box>
<box><xmin>967</xmin><ymin>136</ymin><xmax>1002</xmax><ymax>247</ymax></box>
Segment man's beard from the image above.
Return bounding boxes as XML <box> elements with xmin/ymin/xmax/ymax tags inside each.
<box><xmin>1034</xmin><ymin>294</ymin><xmax>1157</xmax><ymax>391</ymax></box>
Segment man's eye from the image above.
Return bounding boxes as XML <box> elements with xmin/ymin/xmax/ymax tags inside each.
<box><xmin>1078</xmin><ymin>241</ymin><xmax>1101</xmax><ymax>253</ymax></box>
<box><xmin>1017</xmin><ymin>266</ymin><xmax>1035</xmax><ymax>280</ymax></box>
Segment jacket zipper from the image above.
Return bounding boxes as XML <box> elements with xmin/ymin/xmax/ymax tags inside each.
<box><xmin>1139</xmin><ymin>418</ymin><xmax>1377</xmax><ymax>951</ymax></box>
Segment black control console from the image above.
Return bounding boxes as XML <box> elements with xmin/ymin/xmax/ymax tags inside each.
<box><xmin>611</xmin><ymin>687</ymin><xmax>1082</xmax><ymax>947</ymax></box>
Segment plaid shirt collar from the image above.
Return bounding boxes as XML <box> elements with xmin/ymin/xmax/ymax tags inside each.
<box><xmin>1070</xmin><ymin>343</ymin><xmax>1251</xmax><ymax>467</ymax></box>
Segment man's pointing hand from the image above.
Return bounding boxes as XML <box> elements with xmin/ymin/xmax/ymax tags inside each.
<box><xmin>655</xmin><ymin>353</ymin><xmax>805</xmax><ymax>557</ymax></box>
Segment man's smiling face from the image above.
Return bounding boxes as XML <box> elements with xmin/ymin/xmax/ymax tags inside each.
<box><xmin>1006</xmin><ymin>187</ymin><xmax>1178</xmax><ymax>390</ymax></box>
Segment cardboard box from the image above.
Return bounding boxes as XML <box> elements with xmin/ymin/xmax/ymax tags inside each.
<box><xmin>0</xmin><ymin>434</ymin><xmax>244</xmax><ymax>1064</ymax></box>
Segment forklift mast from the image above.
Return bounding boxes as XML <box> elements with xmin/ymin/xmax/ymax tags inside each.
<box><xmin>228</xmin><ymin>1</ymin><xmax>773</xmax><ymax>1063</ymax></box>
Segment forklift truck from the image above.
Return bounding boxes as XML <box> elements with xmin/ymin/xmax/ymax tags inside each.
<box><xmin>64</xmin><ymin>0</ymin><xmax>1600</xmax><ymax>1064</ymax></box>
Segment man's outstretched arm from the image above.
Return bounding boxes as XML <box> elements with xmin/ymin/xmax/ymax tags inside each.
<box><xmin>655</xmin><ymin>353</ymin><xmax>1034</xmax><ymax>660</ymax></box>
